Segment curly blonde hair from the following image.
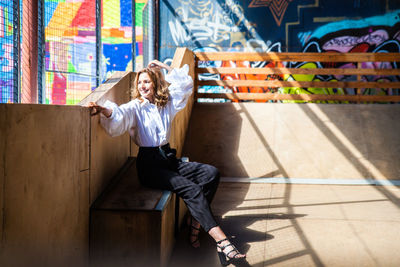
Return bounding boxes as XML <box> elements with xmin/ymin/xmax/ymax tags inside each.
<box><xmin>132</xmin><ymin>67</ymin><xmax>170</xmax><ymax>107</ymax></box>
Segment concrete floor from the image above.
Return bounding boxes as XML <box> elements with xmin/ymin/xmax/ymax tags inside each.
<box><xmin>168</xmin><ymin>182</ymin><xmax>400</xmax><ymax>267</ymax></box>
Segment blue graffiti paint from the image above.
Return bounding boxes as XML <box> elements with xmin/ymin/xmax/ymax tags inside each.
<box><xmin>309</xmin><ymin>10</ymin><xmax>400</xmax><ymax>40</ymax></box>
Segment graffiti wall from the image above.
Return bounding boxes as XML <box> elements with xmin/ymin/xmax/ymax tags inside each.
<box><xmin>159</xmin><ymin>0</ymin><xmax>400</xmax><ymax>99</ymax></box>
<box><xmin>44</xmin><ymin>0</ymin><xmax>147</xmax><ymax>105</ymax></box>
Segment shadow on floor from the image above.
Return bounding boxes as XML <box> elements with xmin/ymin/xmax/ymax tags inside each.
<box><xmin>169</xmin><ymin>215</ymin><xmax>274</xmax><ymax>267</ymax></box>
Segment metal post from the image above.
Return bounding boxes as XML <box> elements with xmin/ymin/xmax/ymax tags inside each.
<box><xmin>96</xmin><ymin>0</ymin><xmax>102</xmax><ymax>87</ymax></box>
<box><xmin>13</xmin><ymin>0</ymin><xmax>21</xmax><ymax>103</ymax></box>
<box><xmin>143</xmin><ymin>0</ymin><xmax>156</xmax><ymax>66</ymax></box>
<box><xmin>132</xmin><ymin>0</ymin><xmax>136</xmax><ymax>72</ymax></box>
<box><xmin>37</xmin><ymin>0</ymin><xmax>45</xmax><ymax>103</ymax></box>
<box><xmin>148</xmin><ymin>0</ymin><xmax>155</xmax><ymax>62</ymax></box>
<box><xmin>142</xmin><ymin>2</ymin><xmax>149</xmax><ymax>66</ymax></box>
<box><xmin>155</xmin><ymin>0</ymin><xmax>159</xmax><ymax>60</ymax></box>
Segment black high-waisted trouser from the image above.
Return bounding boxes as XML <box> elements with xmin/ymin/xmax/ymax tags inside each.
<box><xmin>136</xmin><ymin>143</ymin><xmax>220</xmax><ymax>232</ymax></box>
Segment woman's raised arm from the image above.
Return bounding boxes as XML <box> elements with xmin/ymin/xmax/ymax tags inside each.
<box><xmin>148</xmin><ymin>59</ymin><xmax>172</xmax><ymax>73</ymax></box>
<box><xmin>165</xmin><ymin>64</ymin><xmax>193</xmax><ymax>115</ymax></box>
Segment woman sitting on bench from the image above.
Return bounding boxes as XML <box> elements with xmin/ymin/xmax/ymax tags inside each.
<box><xmin>88</xmin><ymin>60</ymin><xmax>246</xmax><ymax>266</ymax></box>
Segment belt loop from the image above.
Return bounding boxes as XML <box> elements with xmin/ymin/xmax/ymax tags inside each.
<box><xmin>159</xmin><ymin>145</ymin><xmax>168</xmax><ymax>159</ymax></box>
<box><xmin>161</xmin><ymin>143</ymin><xmax>170</xmax><ymax>150</ymax></box>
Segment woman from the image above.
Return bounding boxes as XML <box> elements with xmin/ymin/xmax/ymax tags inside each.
<box><xmin>88</xmin><ymin>60</ymin><xmax>245</xmax><ymax>265</ymax></box>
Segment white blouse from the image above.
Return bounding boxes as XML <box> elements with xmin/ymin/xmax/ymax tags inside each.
<box><xmin>100</xmin><ymin>64</ymin><xmax>193</xmax><ymax>147</ymax></box>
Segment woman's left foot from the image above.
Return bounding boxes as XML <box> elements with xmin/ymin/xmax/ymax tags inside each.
<box><xmin>187</xmin><ymin>216</ymin><xmax>201</xmax><ymax>248</ymax></box>
<box><xmin>216</xmin><ymin>238</ymin><xmax>246</xmax><ymax>266</ymax></box>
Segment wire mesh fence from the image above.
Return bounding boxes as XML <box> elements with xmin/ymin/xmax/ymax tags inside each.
<box><xmin>102</xmin><ymin>0</ymin><xmax>134</xmax><ymax>78</ymax></box>
<box><xmin>1</xmin><ymin>0</ymin><xmax>146</xmax><ymax>105</ymax></box>
<box><xmin>44</xmin><ymin>0</ymin><xmax>97</xmax><ymax>105</ymax></box>
<box><xmin>0</xmin><ymin>0</ymin><xmax>19</xmax><ymax>103</ymax></box>
<box><xmin>44</xmin><ymin>0</ymin><xmax>143</xmax><ymax>105</ymax></box>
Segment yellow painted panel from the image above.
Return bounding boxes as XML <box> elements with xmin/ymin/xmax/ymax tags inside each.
<box><xmin>103</xmin><ymin>0</ymin><xmax>121</xmax><ymax>28</ymax></box>
<box><xmin>45</xmin><ymin>3</ymin><xmax>82</xmax><ymax>37</ymax></box>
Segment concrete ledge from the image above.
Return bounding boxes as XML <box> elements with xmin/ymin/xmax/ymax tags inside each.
<box><xmin>183</xmin><ymin>103</ymin><xmax>400</xmax><ymax>180</ymax></box>
<box><xmin>90</xmin><ymin>157</ymin><xmax>175</xmax><ymax>267</ymax></box>
<box><xmin>221</xmin><ymin>177</ymin><xmax>400</xmax><ymax>186</ymax></box>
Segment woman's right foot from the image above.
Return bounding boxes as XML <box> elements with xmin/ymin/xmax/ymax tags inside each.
<box><xmin>216</xmin><ymin>238</ymin><xmax>246</xmax><ymax>266</ymax></box>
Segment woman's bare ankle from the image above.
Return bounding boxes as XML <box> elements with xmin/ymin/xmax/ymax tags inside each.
<box><xmin>188</xmin><ymin>216</ymin><xmax>201</xmax><ymax>248</ymax></box>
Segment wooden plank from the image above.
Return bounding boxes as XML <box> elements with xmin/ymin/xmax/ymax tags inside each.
<box><xmin>198</xmin><ymin>80</ymin><xmax>400</xmax><ymax>89</ymax></box>
<box><xmin>171</xmin><ymin>47</ymin><xmax>195</xmax><ymax>77</ymax></box>
<box><xmin>170</xmin><ymin>47</ymin><xmax>196</xmax><ymax>157</ymax></box>
<box><xmin>195</xmin><ymin>67</ymin><xmax>400</xmax><ymax>76</ymax></box>
<box><xmin>357</xmin><ymin>62</ymin><xmax>362</xmax><ymax>98</ymax></box>
<box><xmin>195</xmin><ymin>52</ymin><xmax>400</xmax><ymax>62</ymax></box>
<box><xmin>196</xmin><ymin>93</ymin><xmax>400</xmax><ymax>102</ymax></box>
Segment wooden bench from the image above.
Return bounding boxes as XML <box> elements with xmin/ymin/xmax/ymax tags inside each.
<box><xmin>194</xmin><ymin>52</ymin><xmax>400</xmax><ymax>103</ymax></box>
<box><xmin>90</xmin><ymin>157</ymin><xmax>176</xmax><ymax>267</ymax></box>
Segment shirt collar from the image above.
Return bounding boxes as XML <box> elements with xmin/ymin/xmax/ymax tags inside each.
<box><xmin>140</xmin><ymin>97</ymin><xmax>150</xmax><ymax>107</ymax></box>
<box><xmin>140</xmin><ymin>97</ymin><xmax>159</xmax><ymax>108</ymax></box>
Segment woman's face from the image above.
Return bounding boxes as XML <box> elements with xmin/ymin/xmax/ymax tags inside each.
<box><xmin>138</xmin><ymin>72</ymin><xmax>155</xmax><ymax>103</ymax></box>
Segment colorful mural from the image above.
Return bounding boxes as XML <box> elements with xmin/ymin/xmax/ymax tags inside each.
<box><xmin>159</xmin><ymin>0</ymin><xmax>400</xmax><ymax>102</ymax></box>
<box><xmin>44</xmin><ymin>0</ymin><xmax>147</xmax><ymax>105</ymax></box>
<box><xmin>0</xmin><ymin>1</ymin><xmax>16</xmax><ymax>103</ymax></box>
<box><xmin>3</xmin><ymin>0</ymin><xmax>400</xmax><ymax>103</ymax></box>
<box><xmin>44</xmin><ymin>0</ymin><xmax>95</xmax><ymax>104</ymax></box>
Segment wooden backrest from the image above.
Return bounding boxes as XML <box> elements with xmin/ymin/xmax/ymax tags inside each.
<box><xmin>194</xmin><ymin>52</ymin><xmax>400</xmax><ymax>102</ymax></box>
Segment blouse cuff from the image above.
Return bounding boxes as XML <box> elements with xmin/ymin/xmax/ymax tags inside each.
<box><xmin>101</xmin><ymin>100</ymin><xmax>118</xmax><ymax>120</ymax></box>
<box><xmin>165</xmin><ymin>64</ymin><xmax>190</xmax><ymax>84</ymax></box>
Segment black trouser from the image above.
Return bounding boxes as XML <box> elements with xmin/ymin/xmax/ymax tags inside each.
<box><xmin>136</xmin><ymin>143</ymin><xmax>220</xmax><ymax>232</ymax></box>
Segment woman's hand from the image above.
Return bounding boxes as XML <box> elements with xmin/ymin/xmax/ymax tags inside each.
<box><xmin>87</xmin><ymin>102</ymin><xmax>112</xmax><ymax>118</ymax></box>
<box><xmin>148</xmin><ymin>60</ymin><xmax>172</xmax><ymax>73</ymax></box>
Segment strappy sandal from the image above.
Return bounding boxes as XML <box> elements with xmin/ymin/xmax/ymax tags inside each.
<box><xmin>216</xmin><ymin>238</ymin><xmax>245</xmax><ymax>266</ymax></box>
<box><xmin>187</xmin><ymin>216</ymin><xmax>200</xmax><ymax>248</ymax></box>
